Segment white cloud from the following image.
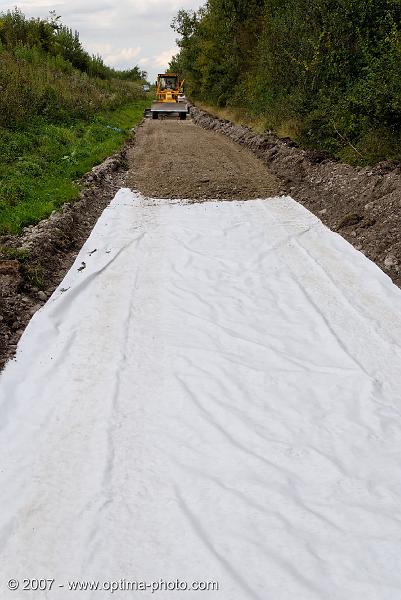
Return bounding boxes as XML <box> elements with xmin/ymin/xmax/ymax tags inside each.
<box><xmin>85</xmin><ymin>42</ymin><xmax>113</xmax><ymax>56</ymax></box>
<box><xmin>104</xmin><ymin>46</ymin><xmax>141</xmax><ymax>67</ymax></box>
<box><xmin>153</xmin><ymin>46</ymin><xmax>178</xmax><ymax>68</ymax></box>
<box><xmin>16</xmin><ymin>0</ymin><xmax>64</xmax><ymax>7</ymax></box>
<box><xmin>87</xmin><ymin>10</ymin><xmax>117</xmax><ymax>29</ymax></box>
<box><xmin>0</xmin><ymin>0</ymin><xmax>202</xmax><ymax>79</ymax></box>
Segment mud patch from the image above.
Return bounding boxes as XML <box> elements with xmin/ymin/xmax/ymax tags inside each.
<box><xmin>191</xmin><ymin>106</ymin><xmax>401</xmax><ymax>288</ymax></box>
<box><xmin>0</xmin><ymin>135</ymin><xmax>136</xmax><ymax>370</ymax></box>
<box><xmin>126</xmin><ymin>119</ymin><xmax>280</xmax><ymax>200</ymax></box>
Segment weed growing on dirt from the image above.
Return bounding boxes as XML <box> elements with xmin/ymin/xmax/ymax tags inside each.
<box><xmin>0</xmin><ymin>246</ymin><xmax>30</xmax><ymax>261</ymax></box>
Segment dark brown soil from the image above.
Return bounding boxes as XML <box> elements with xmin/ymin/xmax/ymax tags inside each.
<box><xmin>0</xmin><ymin>136</ymin><xmax>136</xmax><ymax>371</ymax></box>
<box><xmin>190</xmin><ymin>106</ymin><xmax>401</xmax><ymax>287</ymax></box>
<box><xmin>126</xmin><ymin>119</ymin><xmax>281</xmax><ymax>200</ymax></box>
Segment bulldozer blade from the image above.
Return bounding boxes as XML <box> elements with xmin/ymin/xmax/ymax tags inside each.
<box><xmin>151</xmin><ymin>102</ymin><xmax>188</xmax><ymax>118</ymax></box>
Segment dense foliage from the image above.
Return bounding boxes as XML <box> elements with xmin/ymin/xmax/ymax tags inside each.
<box><xmin>0</xmin><ymin>9</ymin><xmax>148</xmax><ymax>233</ymax></box>
<box><xmin>0</xmin><ymin>9</ymin><xmax>146</xmax><ymax>126</ymax></box>
<box><xmin>171</xmin><ymin>0</ymin><xmax>401</xmax><ymax>163</ymax></box>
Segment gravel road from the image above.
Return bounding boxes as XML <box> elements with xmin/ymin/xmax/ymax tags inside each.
<box><xmin>127</xmin><ymin>119</ymin><xmax>280</xmax><ymax>200</ymax></box>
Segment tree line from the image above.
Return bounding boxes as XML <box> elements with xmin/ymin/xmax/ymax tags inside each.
<box><xmin>0</xmin><ymin>9</ymin><xmax>147</xmax><ymax>81</ymax></box>
<box><xmin>170</xmin><ymin>0</ymin><xmax>401</xmax><ymax>163</ymax></box>
<box><xmin>0</xmin><ymin>9</ymin><xmax>146</xmax><ymax>127</ymax></box>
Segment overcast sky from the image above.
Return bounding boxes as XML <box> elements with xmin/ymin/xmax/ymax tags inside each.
<box><xmin>0</xmin><ymin>0</ymin><xmax>202</xmax><ymax>80</ymax></box>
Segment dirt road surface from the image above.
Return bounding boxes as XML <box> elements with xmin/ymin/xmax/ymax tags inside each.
<box><xmin>127</xmin><ymin>119</ymin><xmax>280</xmax><ymax>199</ymax></box>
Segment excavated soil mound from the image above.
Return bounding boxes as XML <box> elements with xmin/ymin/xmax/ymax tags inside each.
<box><xmin>126</xmin><ymin>119</ymin><xmax>281</xmax><ymax>200</ymax></box>
<box><xmin>191</xmin><ymin>106</ymin><xmax>401</xmax><ymax>288</ymax></box>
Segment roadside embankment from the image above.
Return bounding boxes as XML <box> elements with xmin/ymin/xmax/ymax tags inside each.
<box><xmin>191</xmin><ymin>106</ymin><xmax>401</xmax><ymax>288</ymax></box>
<box><xmin>0</xmin><ymin>133</ymin><xmax>138</xmax><ymax>370</ymax></box>
<box><xmin>0</xmin><ymin>102</ymin><xmax>148</xmax><ymax>235</ymax></box>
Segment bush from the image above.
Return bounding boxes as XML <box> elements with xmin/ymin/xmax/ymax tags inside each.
<box><xmin>172</xmin><ymin>0</ymin><xmax>401</xmax><ymax>163</ymax></box>
<box><xmin>0</xmin><ymin>9</ymin><xmax>148</xmax><ymax>234</ymax></box>
<box><xmin>0</xmin><ymin>8</ymin><xmax>146</xmax><ymax>129</ymax></box>
<box><xmin>0</xmin><ymin>48</ymin><xmax>144</xmax><ymax>127</ymax></box>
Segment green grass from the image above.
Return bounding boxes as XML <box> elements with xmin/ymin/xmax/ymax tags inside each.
<box><xmin>0</xmin><ymin>100</ymin><xmax>148</xmax><ymax>234</ymax></box>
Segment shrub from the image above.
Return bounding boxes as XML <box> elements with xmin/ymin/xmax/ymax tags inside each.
<box><xmin>172</xmin><ymin>0</ymin><xmax>401</xmax><ymax>163</ymax></box>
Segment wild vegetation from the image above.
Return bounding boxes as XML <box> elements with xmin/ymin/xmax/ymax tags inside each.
<box><xmin>170</xmin><ymin>0</ymin><xmax>401</xmax><ymax>165</ymax></box>
<box><xmin>0</xmin><ymin>9</ymin><xmax>147</xmax><ymax>234</ymax></box>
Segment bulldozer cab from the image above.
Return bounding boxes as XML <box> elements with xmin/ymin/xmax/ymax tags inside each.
<box><xmin>159</xmin><ymin>75</ymin><xmax>178</xmax><ymax>91</ymax></box>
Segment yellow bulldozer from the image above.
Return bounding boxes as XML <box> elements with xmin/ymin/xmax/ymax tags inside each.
<box><xmin>146</xmin><ymin>73</ymin><xmax>189</xmax><ymax>120</ymax></box>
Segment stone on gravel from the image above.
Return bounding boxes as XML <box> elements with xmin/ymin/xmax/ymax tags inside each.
<box><xmin>384</xmin><ymin>254</ymin><xmax>398</xmax><ymax>269</ymax></box>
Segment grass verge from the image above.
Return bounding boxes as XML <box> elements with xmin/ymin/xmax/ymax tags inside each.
<box><xmin>0</xmin><ymin>100</ymin><xmax>148</xmax><ymax>234</ymax></box>
<box><xmin>195</xmin><ymin>101</ymin><xmax>302</xmax><ymax>142</ymax></box>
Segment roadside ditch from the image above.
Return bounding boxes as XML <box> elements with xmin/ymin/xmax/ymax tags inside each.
<box><xmin>0</xmin><ymin>134</ymin><xmax>137</xmax><ymax>370</ymax></box>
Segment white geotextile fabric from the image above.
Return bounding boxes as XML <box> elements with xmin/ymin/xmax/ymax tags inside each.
<box><xmin>1</xmin><ymin>189</ymin><xmax>401</xmax><ymax>599</ymax></box>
